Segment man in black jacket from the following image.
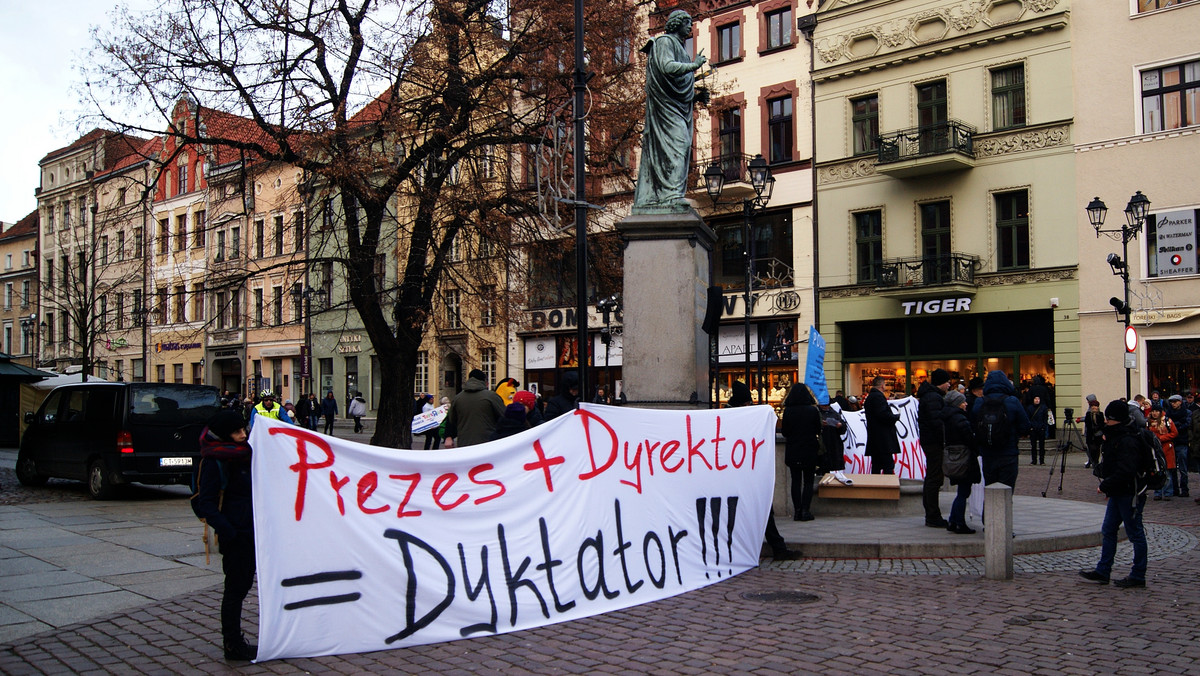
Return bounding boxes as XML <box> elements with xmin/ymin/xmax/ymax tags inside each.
<box><xmin>1080</xmin><ymin>400</ymin><xmax>1148</xmax><ymax>589</ymax></box>
<box><xmin>917</xmin><ymin>368</ymin><xmax>952</xmax><ymax>528</ymax></box>
<box><xmin>864</xmin><ymin>376</ymin><xmax>900</xmax><ymax>474</ymax></box>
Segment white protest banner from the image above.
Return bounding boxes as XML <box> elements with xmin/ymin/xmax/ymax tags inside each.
<box><xmin>250</xmin><ymin>404</ymin><xmax>776</xmax><ymax>661</ymax></box>
<box><xmin>411</xmin><ymin>404</ymin><xmax>448</xmax><ymax>434</ymax></box>
<box><xmin>834</xmin><ymin>396</ymin><xmax>925</xmax><ymax>479</ymax></box>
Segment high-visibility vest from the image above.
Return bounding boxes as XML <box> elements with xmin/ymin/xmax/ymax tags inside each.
<box><xmin>254</xmin><ymin>402</ymin><xmax>282</xmax><ymax>420</ymax></box>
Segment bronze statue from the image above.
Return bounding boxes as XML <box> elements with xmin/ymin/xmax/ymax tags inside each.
<box><xmin>632</xmin><ymin>10</ymin><xmax>708</xmax><ymax>214</ymax></box>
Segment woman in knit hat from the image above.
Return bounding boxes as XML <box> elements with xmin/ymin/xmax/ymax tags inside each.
<box><xmin>190</xmin><ymin>409</ymin><xmax>257</xmax><ymax>661</ymax></box>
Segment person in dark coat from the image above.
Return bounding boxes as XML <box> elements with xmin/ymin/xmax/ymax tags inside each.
<box><xmin>970</xmin><ymin>370</ymin><xmax>1031</xmax><ymax>489</ymax></box>
<box><xmin>492</xmin><ymin>403</ymin><xmax>531</xmax><ymax>440</ymax></box>
<box><xmin>964</xmin><ymin>377</ymin><xmax>984</xmax><ymax>417</ymax></box>
<box><xmin>916</xmin><ymin>368</ymin><xmax>952</xmax><ymax>528</ymax></box>
<box><xmin>818</xmin><ymin>403</ymin><xmax>847</xmax><ymax>472</ymax></box>
<box><xmin>782</xmin><ymin>385</ymin><xmax>822</xmax><ymax>521</ymax></box>
<box><xmin>1026</xmin><ymin>395</ymin><xmax>1049</xmax><ymax>465</ymax></box>
<box><xmin>446</xmin><ymin>369</ymin><xmax>506</xmax><ymax>446</ymax></box>
<box><xmin>864</xmin><ymin>376</ymin><xmax>900</xmax><ymax>474</ymax></box>
<box><xmin>1079</xmin><ymin>400</ymin><xmax>1148</xmax><ymax>588</ymax></box>
<box><xmin>513</xmin><ymin>390</ymin><xmax>544</xmax><ymax>427</ymax></box>
<box><xmin>321</xmin><ymin>391</ymin><xmax>339</xmax><ymax>435</ymax></box>
<box><xmin>544</xmin><ymin>370</ymin><xmax>581</xmax><ymax>421</ymax></box>
<box><xmin>1081</xmin><ymin>394</ymin><xmax>1104</xmax><ymax>469</ymax></box>
<box><xmin>726</xmin><ymin>380</ymin><xmax>793</xmax><ymax>559</ymax></box>
<box><xmin>190</xmin><ymin>410</ymin><xmax>256</xmax><ymax>661</ymax></box>
<box><xmin>942</xmin><ymin>390</ymin><xmax>980</xmax><ymax>534</ymax></box>
<box><xmin>294</xmin><ymin>394</ymin><xmax>313</xmax><ymax>430</ymax></box>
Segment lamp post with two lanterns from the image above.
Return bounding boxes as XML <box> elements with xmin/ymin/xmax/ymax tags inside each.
<box><xmin>1086</xmin><ymin>190</ymin><xmax>1151</xmax><ymax>400</ymax></box>
<box><xmin>703</xmin><ymin>154</ymin><xmax>774</xmax><ymax>402</ymax></box>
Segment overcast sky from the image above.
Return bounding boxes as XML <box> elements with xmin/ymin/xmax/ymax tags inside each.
<box><xmin>0</xmin><ymin>2</ymin><xmax>153</xmax><ymax>223</ymax></box>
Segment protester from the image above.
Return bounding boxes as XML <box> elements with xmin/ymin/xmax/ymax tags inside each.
<box><xmin>419</xmin><ymin>394</ymin><xmax>440</xmax><ymax>450</ymax></box>
<box><xmin>942</xmin><ymin>390</ymin><xmax>979</xmax><ymax>534</ymax></box>
<box><xmin>782</xmin><ymin>384</ymin><xmax>821</xmax><ymax>522</ymax></box>
<box><xmin>1026</xmin><ymin>395</ymin><xmax>1049</xmax><ymax>465</ymax></box>
<box><xmin>965</xmin><ymin>376</ymin><xmax>984</xmax><ymax>415</ymax></box>
<box><xmin>864</xmin><ymin>376</ymin><xmax>900</xmax><ymax>474</ymax></box>
<box><xmin>514</xmin><ymin>390</ymin><xmax>544</xmax><ymax>427</ymax></box>
<box><xmin>1082</xmin><ymin>395</ymin><xmax>1105</xmax><ymax>469</ymax></box>
<box><xmin>916</xmin><ymin>368</ymin><xmax>951</xmax><ymax>528</ymax></box>
<box><xmin>970</xmin><ymin>370</ymin><xmax>1031</xmax><ymax>489</ymax></box>
<box><xmin>1080</xmin><ymin>400</ymin><xmax>1148</xmax><ymax>589</ymax></box>
<box><xmin>1164</xmin><ymin>394</ymin><xmax>1191</xmax><ymax>497</ymax></box>
<box><xmin>1147</xmin><ymin>408</ymin><xmax>1177</xmax><ymax>501</ymax></box>
<box><xmin>349</xmin><ymin>391</ymin><xmax>367</xmax><ymax>434</ymax></box>
<box><xmin>818</xmin><ymin>402</ymin><xmax>847</xmax><ymax>472</ymax></box>
<box><xmin>727</xmin><ymin>380</ymin><xmax>794</xmax><ymax>560</ymax></box>
<box><xmin>294</xmin><ymin>394</ymin><xmax>313</xmax><ymax>430</ymax></box>
<box><xmin>190</xmin><ymin>410</ymin><xmax>257</xmax><ymax>661</ymax></box>
<box><xmin>544</xmin><ymin>370</ymin><xmax>581</xmax><ymax>421</ymax></box>
<box><xmin>445</xmin><ymin>369</ymin><xmax>506</xmax><ymax>447</ymax></box>
<box><xmin>321</xmin><ymin>391</ymin><xmax>338</xmax><ymax>435</ymax></box>
<box><xmin>307</xmin><ymin>393</ymin><xmax>321</xmax><ymax>430</ymax></box>
<box><xmin>492</xmin><ymin>403</ymin><xmax>531</xmax><ymax>440</ymax></box>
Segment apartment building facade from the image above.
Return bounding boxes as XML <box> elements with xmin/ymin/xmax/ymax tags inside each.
<box><xmin>812</xmin><ymin>0</ymin><xmax>1079</xmax><ymax>407</ymax></box>
<box><xmin>1075</xmin><ymin>0</ymin><xmax>1200</xmax><ymax>400</ymax></box>
<box><xmin>0</xmin><ymin>212</ymin><xmax>39</xmax><ymax>366</ymax></box>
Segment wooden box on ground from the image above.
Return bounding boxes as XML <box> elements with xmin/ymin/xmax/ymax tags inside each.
<box><xmin>818</xmin><ymin>473</ymin><xmax>900</xmax><ymax>501</ymax></box>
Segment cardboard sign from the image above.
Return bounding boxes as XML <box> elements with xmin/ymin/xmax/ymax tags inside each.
<box><xmin>250</xmin><ymin>404</ymin><xmax>776</xmax><ymax>661</ymax></box>
<box><xmin>411</xmin><ymin>404</ymin><xmax>448</xmax><ymax>434</ymax></box>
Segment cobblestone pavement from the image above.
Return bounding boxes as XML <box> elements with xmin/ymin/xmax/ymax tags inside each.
<box><xmin>5</xmin><ymin>448</ymin><xmax>1200</xmax><ymax>673</ymax></box>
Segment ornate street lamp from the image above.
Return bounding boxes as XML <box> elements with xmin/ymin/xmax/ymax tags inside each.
<box><xmin>703</xmin><ymin>153</ymin><xmax>774</xmax><ymax>402</ymax></box>
<box><xmin>1086</xmin><ymin>191</ymin><xmax>1151</xmax><ymax>399</ymax></box>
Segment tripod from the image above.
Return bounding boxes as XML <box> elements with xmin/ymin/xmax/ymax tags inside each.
<box><xmin>1043</xmin><ymin>410</ymin><xmax>1086</xmax><ymax>497</ymax></box>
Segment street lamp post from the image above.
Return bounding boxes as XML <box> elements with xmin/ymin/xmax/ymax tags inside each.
<box><xmin>596</xmin><ymin>294</ymin><xmax>620</xmax><ymax>402</ymax></box>
<box><xmin>703</xmin><ymin>154</ymin><xmax>774</xmax><ymax>402</ymax></box>
<box><xmin>1086</xmin><ymin>190</ymin><xmax>1151</xmax><ymax>400</ymax></box>
<box><xmin>19</xmin><ymin>314</ymin><xmax>36</xmax><ymax>368</ymax></box>
<box><xmin>291</xmin><ymin>285</ymin><xmax>314</xmax><ymax>395</ymax></box>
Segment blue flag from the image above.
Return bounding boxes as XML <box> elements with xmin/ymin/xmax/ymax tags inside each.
<box><xmin>803</xmin><ymin>326</ymin><xmax>829</xmax><ymax>405</ymax></box>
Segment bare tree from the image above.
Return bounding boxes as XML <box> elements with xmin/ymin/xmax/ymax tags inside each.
<box><xmin>86</xmin><ymin>0</ymin><xmax>645</xmax><ymax>446</ymax></box>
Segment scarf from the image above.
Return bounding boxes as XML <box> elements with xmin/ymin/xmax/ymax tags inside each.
<box><xmin>199</xmin><ymin>428</ymin><xmax>252</xmax><ymax>461</ymax></box>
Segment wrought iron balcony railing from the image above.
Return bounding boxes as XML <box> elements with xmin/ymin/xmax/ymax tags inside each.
<box><xmin>874</xmin><ymin>252</ymin><xmax>980</xmax><ymax>289</ymax></box>
<box><xmin>877</xmin><ymin>120</ymin><xmax>976</xmax><ymax>165</ymax></box>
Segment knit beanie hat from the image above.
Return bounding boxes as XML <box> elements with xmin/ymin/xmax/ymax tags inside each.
<box><xmin>1104</xmin><ymin>399</ymin><xmax>1130</xmax><ymax>423</ymax></box>
<box><xmin>931</xmin><ymin>368</ymin><xmax>951</xmax><ymax>386</ymax></box>
<box><xmin>513</xmin><ymin>390</ymin><xmax>537</xmax><ymax>409</ymax></box>
<box><xmin>944</xmin><ymin>390</ymin><xmax>966</xmax><ymax>408</ymax></box>
<box><xmin>208</xmin><ymin>409</ymin><xmax>247</xmax><ymax>441</ymax></box>
<box><xmin>504</xmin><ymin>403</ymin><xmax>527</xmax><ymax>422</ymax></box>
<box><xmin>728</xmin><ymin>381</ymin><xmax>752</xmax><ymax>407</ymax></box>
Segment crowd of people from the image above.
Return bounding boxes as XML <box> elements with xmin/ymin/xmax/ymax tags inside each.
<box><xmin>219</xmin><ymin>389</ymin><xmax>345</xmax><ymax>435</ymax></box>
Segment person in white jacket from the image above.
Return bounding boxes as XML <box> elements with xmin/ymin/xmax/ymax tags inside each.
<box><xmin>348</xmin><ymin>392</ymin><xmax>368</xmax><ymax>434</ymax></box>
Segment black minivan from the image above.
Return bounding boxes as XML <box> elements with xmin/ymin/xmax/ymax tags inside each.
<box><xmin>16</xmin><ymin>382</ymin><xmax>222</xmax><ymax>499</ymax></box>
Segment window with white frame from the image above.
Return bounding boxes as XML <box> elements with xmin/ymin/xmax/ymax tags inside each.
<box><xmin>445</xmin><ymin>288</ymin><xmax>462</xmax><ymax>329</ymax></box>
<box><xmin>1141</xmin><ymin>58</ymin><xmax>1199</xmax><ymax>133</ymax></box>
<box><xmin>1137</xmin><ymin>0</ymin><xmax>1199</xmax><ymax>13</ymax></box>
<box><xmin>481</xmin><ymin>347</ymin><xmax>497</xmax><ymax>388</ymax></box>
<box><xmin>481</xmin><ymin>286</ymin><xmax>495</xmax><ymax>326</ymax></box>
<box><xmin>416</xmin><ymin>351</ymin><xmax>429</xmax><ymax>394</ymax></box>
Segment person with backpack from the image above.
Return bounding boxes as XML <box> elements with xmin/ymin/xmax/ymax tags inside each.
<box><xmin>1079</xmin><ymin>400</ymin><xmax>1148</xmax><ymax>589</ymax></box>
<box><xmin>349</xmin><ymin>391</ymin><xmax>368</xmax><ymax>434</ymax></box>
<box><xmin>970</xmin><ymin>370</ymin><xmax>1031</xmax><ymax>489</ymax></box>
<box><xmin>190</xmin><ymin>409</ymin><xmax>257</xmax><ymax>661</ymax></box>
<box><xmin>782</xmin><ymin>384</ymin><xmax>822</xmax><ymax>522</ymax></box>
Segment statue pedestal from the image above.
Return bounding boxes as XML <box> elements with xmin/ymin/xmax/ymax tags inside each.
<box><xmin>616</xmin><ymin>209</ymin><xmax>715</xmax><ymax>407</ymax></box>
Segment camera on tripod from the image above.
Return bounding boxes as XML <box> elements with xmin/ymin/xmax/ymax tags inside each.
<box><xmin>1064</xmin><ymin>407</ymin><xmax>1074</xmax><ymax>418</ymax></box>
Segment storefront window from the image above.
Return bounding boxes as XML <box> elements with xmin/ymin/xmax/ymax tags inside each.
<box><xmin>1148</xmin><ymin>339</ymin><xmax>1200</xmax><ymax>395</ymax></box>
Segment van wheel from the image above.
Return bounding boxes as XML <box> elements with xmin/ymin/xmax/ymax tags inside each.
<box><xmin>15</xmin><ymin>451</ymin><xmax>48</xmax><ymax>486</ymax></box>
<box><xmin>88</xmin><ymin>461</ymin><xmax>116</xmax><ymax>500</ymax></box>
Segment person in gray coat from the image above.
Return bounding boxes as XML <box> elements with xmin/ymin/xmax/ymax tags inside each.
<box><xmin>445</xmin><ymin>369</ymin><xmax>505</xmax><ymax>447</ymax></box>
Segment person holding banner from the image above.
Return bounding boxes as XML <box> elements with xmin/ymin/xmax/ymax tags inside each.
<box><xmin>728</xmin><ymin>380</ymin><xmax>795</xmax><ymax>559</ymax></box>
<box><xmin>864</xmin><ymin>376</ymin><xmax>901</xmax><ymax>474</ymax></box>
<box><xmin>782</xmin><ymin>384</ymin><xmax>822</xmax><ymax>521</ymax></box>
<box><xmin>190</xmin><ymin>410</ymin><xmax>257</xmax><ymax>662</ymax></box>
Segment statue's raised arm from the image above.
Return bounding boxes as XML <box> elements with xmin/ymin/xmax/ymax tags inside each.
<box><xmin>633</xmin><ymin>10</ymin><xmax>708</xmax><ymax>214</ymax></box>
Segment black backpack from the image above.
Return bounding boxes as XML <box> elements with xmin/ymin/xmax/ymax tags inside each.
<box><xmin>975</xmin><ymin>397</ymin><xmax>1012</xmax><ymax>453</ymax></box>
<box><xmin>1136</xmin><ymin>427</ymin><xmax>1169</xmax><ymax>494</ymax></box>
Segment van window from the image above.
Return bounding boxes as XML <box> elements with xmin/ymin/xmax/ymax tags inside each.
<box><xmin>129</xmin><ymin>385</ymin><xmax>221</xmax><ymax>424</ymax></box>
<box><xmin>84</xmin><ymin>389</ymin><xmax>118</xmax><ymax>424</ymax></box>
<box><xmin>63</xmin><ymin>390</ymin><xmax>88</xmax><ymax>424</ymax></box>
<box><xmin>39</xmin><ymin>390</ymin><xmax>65</xmax><ymax>425</ymax></box>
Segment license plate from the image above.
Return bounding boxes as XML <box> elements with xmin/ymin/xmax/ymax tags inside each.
<box><xmin>160</xmin><ymin>457</ymin><xmax>192</xmax><ymax>467</ymax></box>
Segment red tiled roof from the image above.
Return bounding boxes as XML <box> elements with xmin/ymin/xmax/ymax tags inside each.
<box><xmin>0</xmin><ymin>210</ymin><xmax>38</xmax><ymax>241</ymax></box>
<box><xmin>198</xmin><ymin>106</ymin><xmax>283</xmax><ymax>165</ymax></box>
<box><xmin>94</xmin><ymin>136</ymin><xmax>161</xmax><ymax>179</ymax></box>
<box><xmin>39</xmin><ymin>128</ymin><xmax>149</xmax><ymax>167</ymax></box>
<box><xmin>39</xmin><ymin>128</ymin><xmax>108</xmax><ymax>164</ymax></box>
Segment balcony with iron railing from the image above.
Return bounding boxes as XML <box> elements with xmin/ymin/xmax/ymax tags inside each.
<box><xmin>875</xmin><ymin>120</ymin><xmax>976</xmax><ymax>178</ymax></box>
<box><xmin>871</xmin><ymin>252</ymin><xmax>980</xmax><ymax>299</ymax></box>
<box><xmin>686</xmin><ymin>152</ymin><xmax>760</xmax><ymax>202</ymax></box>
